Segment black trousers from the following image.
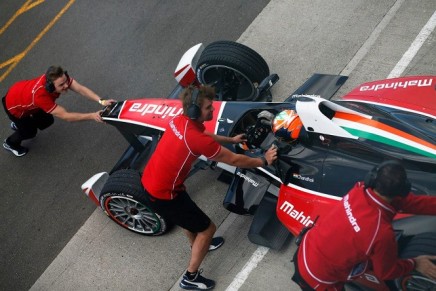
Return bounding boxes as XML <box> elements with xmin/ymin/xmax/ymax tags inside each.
<box><xmin>2</xmin><ymin>96</ymin><xmax>54</xmax><ymax>146</ymax></box>
<box><xmin>292</xmin><ymin>248</ymin><xmax>316</xmax><ymax>291</ymax></box>
<box><xmin>292</xmin><ymin>248</ymin><xmax>346</xmax><ymax>291</ymax></box>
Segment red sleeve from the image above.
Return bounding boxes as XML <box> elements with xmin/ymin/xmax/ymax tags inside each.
<box><xmin>392</xmin><ymin>194</ymin><xmax>436</xmax><ymax>215</ymax></box>
<box><xmin>33</xmin><ymin>90</ymin><xmax>58</xmax><ymax>113</ymax></box>
<box><xmin>371</xmin><ymin>227</ymin><xmax>415</xmax><ymax>280</ymax></box>
<box><xmin>187</xmin><ymin>130</ymin><xmax>221</xmax><ymax>159</ymax></box>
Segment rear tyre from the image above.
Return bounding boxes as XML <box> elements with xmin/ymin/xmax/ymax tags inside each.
<box><xmin>99</xmin><ymin>169</ymin><xmax>170</xmax><ymax>236</ymax></box>
<box><xmin>196</xmin><ymin>40</ymin><xmax>269</xmax><ymax>101</ymax></box>
<box><xmin>395</xmin><ymin>232</ymin><xmax>436</xmax><ymax>290</ymax></box>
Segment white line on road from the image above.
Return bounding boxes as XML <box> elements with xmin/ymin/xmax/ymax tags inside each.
<box><xmin>388</xmin><ymin>10</ymin><xmax>436</xmax><ymax>78</ymax></box>
<box><xmin>225</xmin><ymin>246</ymin><xmax>270</xmax><ymax>291</ymax></box>
<box><xmin>340</xmin><ymin>0</ymin><xmax>405</xmax><ymax>76</ymax></box>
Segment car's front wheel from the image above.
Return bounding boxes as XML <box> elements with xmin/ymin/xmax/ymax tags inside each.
<box><xmin>99</xmin><ymin>169</ymin><xmax>170</xmax><ymax>236</ymax></box>
<box><xmin>196</xmin><ymin>40</ymin><xmax>270</xmax><ymax>101</ymax></box>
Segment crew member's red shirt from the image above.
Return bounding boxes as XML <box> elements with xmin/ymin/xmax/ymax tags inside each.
<box><xmin>142</xmin><ymin>115</ymin><xmax>221</xmax><ymax>200</ymax></box>
<box><xmin>297</xmin><ymin>182</ymin><xmax>436</xmax><ymax>289</ymax></box>
<box><xmin>5</xmin><ymin>74</ymin><xmax>73</xmax><ymax>118</ymax></box>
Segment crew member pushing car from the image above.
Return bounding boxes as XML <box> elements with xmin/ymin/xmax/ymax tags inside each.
<box><xmin>141</xmin><ymin>85</ymin><xmax>277</xmax><ymax>290</ymax></box>
<box><xmin>2</xmin><ymin>66</ymin><xmax>115</xmax><ymax>157</ymax></box>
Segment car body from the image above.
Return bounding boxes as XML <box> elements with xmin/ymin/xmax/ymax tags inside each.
<box><xmin>81</xmin><ymin>41</ymin><xmax>436</xmax><ymax>290</ymax></box>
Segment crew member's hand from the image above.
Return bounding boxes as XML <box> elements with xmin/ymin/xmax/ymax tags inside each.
<box><xmin>92</xmin><ymin>111</ymin><xmax>104</xmax><ymax>123</ymax></box>
<box><xmin>99</xmin><ymin>99</ymin><xmax>117</xmax><ymax>106</ymax></box>
<box><xmin>264</xmin><ymin>144</ymin><xmax>278</xmax><ymax>165</ymax></box>
<box><xmin>414</xmin><ymin>255</ymin><xmax>436</xmax><ymax>280</ymax></box>
<box><xmin>231</xmin><ymin>133</ymin><xmax>247</xmax><ymax>144</ymax></box>
<box><xmin>257</xmin><ymin>110</ymin><xmax>275</xmax><ymax>123</ymax></box>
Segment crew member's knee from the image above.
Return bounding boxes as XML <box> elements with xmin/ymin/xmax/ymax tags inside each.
<box><xmin>20</xmin><ymin>128</ymin><xmax>37</xmax><ymax>139</ymax></box>
<box><xmin>208</xmin><ymin>221</ymin><xmax>216</xmax><ymax>232</ymax></box>
<box><xmin>37</xmin><ymin>115</ymin><xmax>54</xmax><ymax>130</ymax></box>
<box><xmin>200</xmin><ymin>222</ymin><xmax>216</xmax><ymax>237</ymax></box>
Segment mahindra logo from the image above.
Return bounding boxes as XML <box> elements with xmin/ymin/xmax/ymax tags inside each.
<box><xmin>292</xmin><ymin>173</ymin><xmax>314</xmax><ymax>183</ymax></box>
<box><xmin>343</xmin><ymin>195</ymin><xmax>360</xmax><ymax>232</ymax></box>
<box><xmin>128</xmin><ymin>103</ymin><xmax>183</xmax><ymax>118</ymax></box>
<box><xmin>169</xmin><ymin>120</ymin><xmax>183</xmax><ymax>140</ymax></box>
<box><xmin>236</xmin><ymin>171</ymin><xmax>259</xmax><ymax>187</ymax></box>
<box><xmin>279</xmin><ymin>201</ymin><xmax>314</xmax><ymax>227</ymax></box>
<box><xmin>359</xmin><ymin>79</ymin><xmax>432</xmax><ymax>92</ymax></box>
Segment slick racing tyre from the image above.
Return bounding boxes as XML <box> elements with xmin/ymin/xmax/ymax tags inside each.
<box><xmin>99</xmin><ymin>169</ymin><xmax>171</xmax><ymax>236</ymax></box>
<box><xmin>196</xmin><ymin>40</ymin><xmax>269</xmax><ymax>101</ymax></box>
<box><xmin>395</xmin><ymin>232</ymin><xmax>436</xmax><ymax>290</ymax></box>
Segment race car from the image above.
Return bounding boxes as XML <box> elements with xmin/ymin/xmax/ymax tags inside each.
<box><xmin>81</xmin><ymin>41</ymin><xmax>436</xmax><ymax>290</ymax></box>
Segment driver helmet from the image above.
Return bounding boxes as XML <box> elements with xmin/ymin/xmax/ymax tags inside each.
<box><xmin>272</xmin><ymin>109</ymin><xmax>302</xmax><ymax>142</ymax></box>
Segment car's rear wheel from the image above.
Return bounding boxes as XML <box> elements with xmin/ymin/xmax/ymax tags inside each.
<box><xmin>395</xmin><ymin>232</ymin><xmax>436</xmax><ymax>290</ymax></box>
<box><xmin>196</xmin><ymin>40</ymin><xmax>269</xmax><ymax>101</ymax></box>
<box><xmin>99</xmin><ymin>169</ymin><xmax>170</xmax><ymax>236</ymax></box>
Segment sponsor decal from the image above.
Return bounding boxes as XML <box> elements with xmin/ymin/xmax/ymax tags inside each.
<box><xmin>236</xmin><ymin>171</ymin><xmax>259</xmax><ymax>187</ymax></box>
<box><xmin>363</xmin><ymin>273</ymin><xmax>381</xmax><ymax>284</ymax></box>
<box><xmin>218</xmin><ymin>118</ymin><xmax>234</xmax><ymax>124</ymax></box>
<box><xmin>291</xmin><ymin>94</ymin><xmax>321</xmax><ymax>99</ymax></box>
<box><xmin>292</xmin><ymin>173</ymin><xmax>314</xmax><ymax>183</ymax></box>
<box><xmin>128</xmin><ymin>103</ymin><xmax>183</xmax><ymax>118</ymax></box>
<box><xmin>169</xmin><ymin>120</ymin><xmax>183</xmax><ymax>140</ymax></box>
<box><xmin>344</xmin><ymin>195</ymin><xmax>360</xmax><ymax>232</ymax></box>
<box><xmin>359</xmin><ymin>78</ymin><xmax>432</xmax><ymax>92</ymax></box>
<box><xmin>279</xmin><ymin>201</ymin><xmax>314</xmax><ymax>227</ymax></box>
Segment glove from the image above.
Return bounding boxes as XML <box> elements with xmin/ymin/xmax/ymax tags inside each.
<box><xmin>257</xmin><ymin>110</ymin><xmax>275</xmax><ymax>123</ymax></box>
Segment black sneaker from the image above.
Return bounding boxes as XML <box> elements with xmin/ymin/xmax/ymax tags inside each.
<box><xmin>191</xmin><ymin>237</ymin><xmax>224</xmax><ymax>252</ymax></box>
<box><xmin>3</xmin><ymin>139</ymin><xmax>28</xmax><ymax>157</ymax></box>
<box><xmin>179</xmin><ymin>269</ymin><xmax>215</xmax><ymax>290</ymax></box>
<box><xmin>10</xmin><ymin>122</ymin><xmax>18</xmax><ymax>131</ymax></box>
<box><xmin>209</xmin><ymin>237</ymin><xmax>224</xmax><ymax>251</ymax></box>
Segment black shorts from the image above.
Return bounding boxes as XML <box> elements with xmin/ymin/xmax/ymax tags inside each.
<box><xmin>2</xmin><ymin>96</ymin><xmax>54</xmax><ymax>140</ymax></box>
<box><xmin>146</xmin><ymin>190</ymin><xmax>211</xmax><ymax>233</ymax></box>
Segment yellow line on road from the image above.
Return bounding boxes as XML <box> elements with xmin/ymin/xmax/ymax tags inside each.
<box><xmin>0</xmin><ymin>0</ymin><xmax>76</xmax><ymax>82</ymax></box>
<box><xmin>0</xmin><ymin>0</ymin><xmax>45</xmax><ymax>36</ymax></box>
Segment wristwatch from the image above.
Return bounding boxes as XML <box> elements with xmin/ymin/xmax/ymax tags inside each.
<box><xmin>260</xmin><ymin>156</ymin><xmax>268</xmax><ymax>166</ymax></box>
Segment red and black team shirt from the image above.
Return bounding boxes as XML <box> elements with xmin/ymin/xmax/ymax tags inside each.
<box><xmin>5</xmin><ymin>74</ymin><xmax>73</xmax><ymax>118</ymax></box>
<box><xmin>142</xmin><ymin>115</ymin><xmax>221</xmax><ymax>200</ymax></box>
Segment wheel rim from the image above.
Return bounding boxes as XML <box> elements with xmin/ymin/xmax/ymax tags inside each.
<box><xmin>199</xmin><ymin>65</ymin><xmax>257</xmax><ymax>101</ymax></box>
<box><xmin>103</xmin><ymin>195</ymin><xmax>161</xmax><ymax>234</ymax></box>
<box><xmin>401</xmin><ymin>274</ymin><xmax>436</xmax><ymax>290</ymax></box>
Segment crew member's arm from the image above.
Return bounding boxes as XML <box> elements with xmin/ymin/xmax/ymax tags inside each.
<box><xmin>392</xmin><ymin>194</ymin><xmax>436</xmax><ymax>215</ymax></box>
<box><xmin>371</xmin><ymin>232</ymin><xmax>416</xmax><ymax>280</ymax></box>
<box><xmin>51</xmin><ymin>104</ymin><xmax>103</xmax><ymax>123</ymax></box>
<box><xmin>205</xmin><ymin>132</ymin><xmax>246</xmax><ymax>145</ymax></box>
<box><xmin>69</xmin><ymin>79</ymin><xmax>116</xmax><ymax>106</ymax></box>
<box><xmin>210</xmin><ymin>144</ymin><xmax>277</xmax><ymax>168</ymax></box>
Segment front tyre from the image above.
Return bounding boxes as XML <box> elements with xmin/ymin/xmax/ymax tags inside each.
<box><xmin>196</xmin><ymin>41</ymin><xmax>269</xmax><ymax>101</ymax></box>
<box><xmin>395</xmin><ymin>232</ymin><xmax>436</xmax><ymax>290</ymax></box>
<box><xmin>99</xmin><ymin>169</ymin><xmax>170</xmax><ymax>236</ymax></box>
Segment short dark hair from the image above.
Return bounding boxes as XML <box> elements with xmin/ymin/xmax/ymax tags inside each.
<box><xmin>45</xmin><ymin>66</ymin><xmax>66</xmax><ymax>83</ymax></box>
<box><xmin>180</xmin><ymin>85</ymin><xmax>215</xmax><ymax>115</ymax></box>
<box><xmin>374</xmin><ymin>162</ymin><xmax>409</xmax><ymax>198</ymax></box>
